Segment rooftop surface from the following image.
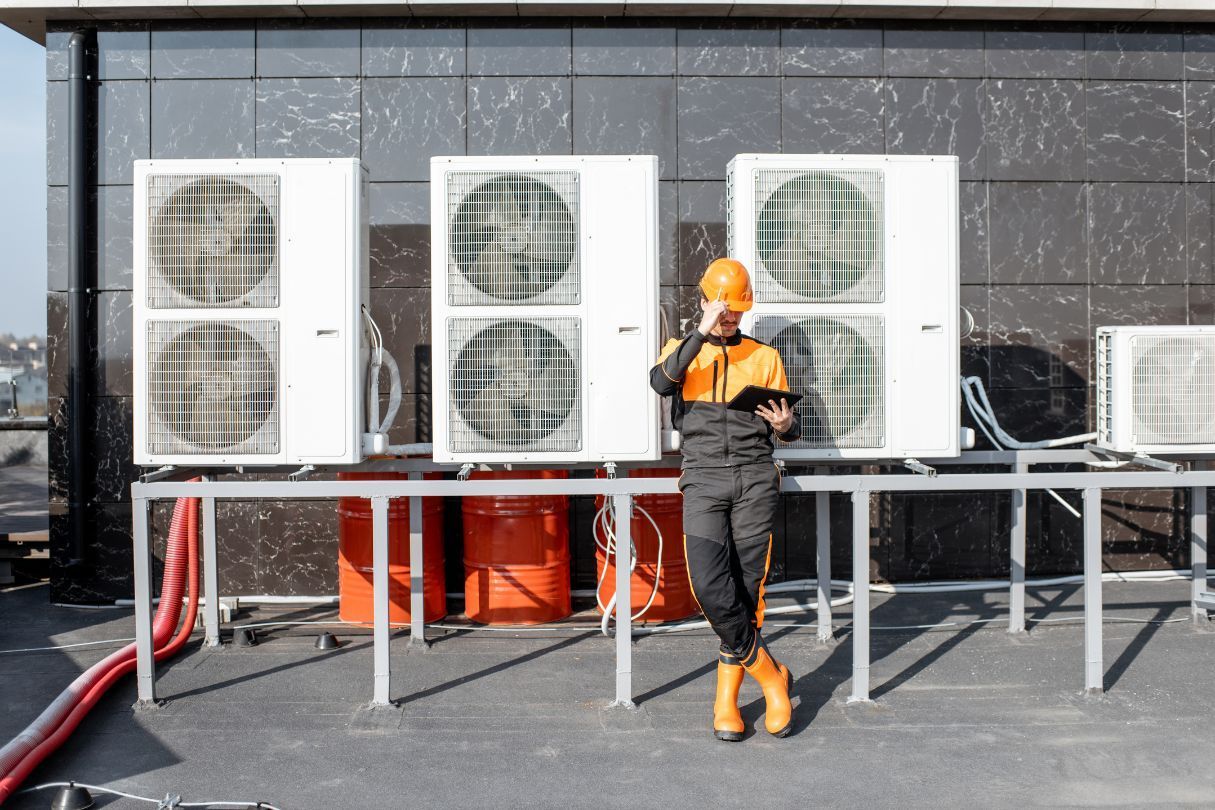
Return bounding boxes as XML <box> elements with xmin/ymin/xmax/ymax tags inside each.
<box><xmin>2</xmin><ymin>577</ymin><xmax>1213</xmax><ymax>808</ymax></box>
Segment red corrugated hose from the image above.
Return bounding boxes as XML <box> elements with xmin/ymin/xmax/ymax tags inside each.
<box><xmin>0</xmin><ymin>491</ymin><xmax>200</xmax><ymax>805</ymax></box>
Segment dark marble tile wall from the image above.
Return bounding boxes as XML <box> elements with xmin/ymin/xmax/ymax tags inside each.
<box><xmin>45</xmin><ymin>18</ymin><xmax>1215</xmax><ymax>602</ymax></box>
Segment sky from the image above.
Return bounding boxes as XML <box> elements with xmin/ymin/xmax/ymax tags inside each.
<box><xmin>0</xmin><ymin>26</ymin><xmax>46</xmax><ymax>339</ymax></box>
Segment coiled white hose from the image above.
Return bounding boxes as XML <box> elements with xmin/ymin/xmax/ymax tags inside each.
<box><xmin>593</xmin><ymin>497</ymin><xmax>665</xmax><ymax>636</ymax></box>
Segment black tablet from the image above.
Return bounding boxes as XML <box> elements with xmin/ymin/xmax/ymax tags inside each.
<box><xmin>726</xmin><ymin>385</ymin><xmax>804</xmax><ymax>413</ymax></box>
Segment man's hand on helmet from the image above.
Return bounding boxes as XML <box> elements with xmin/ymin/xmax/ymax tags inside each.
<box><xmin>698</xmin><ymin>299</ymin><xmax>730</xmax><ymax>337</ymax></box>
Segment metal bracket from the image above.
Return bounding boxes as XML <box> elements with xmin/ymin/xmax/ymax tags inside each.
<box><xmin>604</xmin><ymin>461</ymin><xmax>618</xmax><ymax>480</ymax></box>
<box><xmin>139</xmin><ymin>466</ymin><xmax>179</xmax><ymax>484</ymax></box>
<box><xmin>903</xmin><ymin>458</ymin><xmax>938</xmax><ymax>478</ymax></box>
<box><xmin>457</xmin><ymin>463</ymin><xmax>475</xmax><ymax>481</ymax></box>
<box><xmin>1085</xmin><ymin>444</ymin><xmax>1181</xmax><ymax>473</ymax></box>
<box><xmin>158</xmin><ymin>794</ymin><xmax>182</xmax><ymax>809</ymax></box>
<box><xmin>289</xmin><ymin>464</ymin><xmax>316</xmax><ymax>482</ymax></box>
<box><xmin>1196</xmin><ymin>591</ymin><xmax>1215</xmax><ymax>612</ymax></box>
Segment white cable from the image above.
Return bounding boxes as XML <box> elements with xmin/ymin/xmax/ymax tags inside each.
<box><xmin>593</xmin><ymin>497</ymin><xmax>665</xmax><ymax>635</ymax></box>
<box><xmin>0</xmin><ymin>637</ymin><xmax>136</xmax><ymax>655</ymax></box>
<box><xmin>18</xmin><ymin>783</ymin><xmax>281</xmax><ymax>809</ymax></box>
<box><xmin>377</xmin><ymin>348</ymin><xmax>402</xmax><ymax>435</ymax></box>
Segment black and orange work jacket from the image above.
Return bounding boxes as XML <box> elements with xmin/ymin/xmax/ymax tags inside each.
<box><xmin>650</xmin><ymin>330</ymin><xmax>801</xmax><ymax>468</ymax></box>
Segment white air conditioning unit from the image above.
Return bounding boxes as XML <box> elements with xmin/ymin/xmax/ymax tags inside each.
<box><xmin>430</xmin><ymin>155</ymin><xmax>660</xmax><ymax>463</ymax></box>
<box><xmin>133</xmin><ymin>158</ymin><xmax>369</xmax><ymax>466</ymax></box>
<box><xmin>1097</xmin><ymin>325</ymin><xmax>1215</xmax><ymax>454</ymax></box>
<box><xmin>728</xmin><ymin>154</ymin><xmax>960</xmax><ymax>460</ymax></box>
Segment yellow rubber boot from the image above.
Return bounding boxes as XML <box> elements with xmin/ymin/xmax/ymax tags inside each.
<box><xmin>742</xmin><ymin>641</ymin><xmax>793</xmax><ymax>737</ymax></box>
<box><xmin>713</xmin><ymin>658</ymin><xmax>745</xmax><ymax>742</ymax></box>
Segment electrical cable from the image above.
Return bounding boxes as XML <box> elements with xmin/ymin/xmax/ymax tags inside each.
<box><xmin>592</xmin><ymin>496</ymin><xmax>665</xmax><ymax>635</ymax></box>
<box><xmin>0</xmin><ymin>638</ymin><xmax>137</xmax><ymax>655</ymax></box>
<box><xmin>17</xmin><ymin>782</ymin><xmax>281</xmax><ymax>809</ymax></box>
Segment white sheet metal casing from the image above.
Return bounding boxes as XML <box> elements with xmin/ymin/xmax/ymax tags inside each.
<box><xmin>728</xmin><ymin>154</ymin><xmax>960</xmax><ymax>461</ymax></box>
<box><xmin>1096</xmin><ymin>325</ymin><xmax>1215</xmax><ymax>455</ymax></box>
<box><xmin>133</xmin><ymin>158</ymin><xmax>369</xmax><ymax>466</ymax></box>
<box><xmin>430</xmin><ymin>155</ymin><xmax>660</xmax><ymax>464</ymax></box>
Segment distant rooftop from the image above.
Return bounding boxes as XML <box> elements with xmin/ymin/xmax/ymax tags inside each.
<box><xmin>4</xmin><ymin>1</ymin><xmax>1215</xmax><ymax>44</ymax></box>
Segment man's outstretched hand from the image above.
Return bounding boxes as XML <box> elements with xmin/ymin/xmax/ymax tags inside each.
<box><xmin>755</xmin><ymin>398</ymin><xmax>793</xmax><ymax>435</ymax></box>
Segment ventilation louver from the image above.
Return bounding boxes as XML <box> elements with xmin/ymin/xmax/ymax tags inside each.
<box><xmin>146</xmin><ymin>320</ymin><xmax>279</xmax><ymax>455</ymax></box>
<box><xmin>753</xmin><ymin>314</ymin><xmax>884</xmax><ymax>448</ymax></box>
<box><xmin>446</xmin><ymin>172</ymin><xmax>579</xmax><ymax>306</ymax></box>
<box><xmin>752</xmin><ymin>169</ymin><xmax>883</xmax><ymax>304</ymax></box>
<box><xmin>448</xmin><ymin>318</ymin><xmax>581</xmax><ymax>453</ymax></box>
<box><xmin>146</xmin><ymin>174</ymin><xmax>279</xmax><ymax>309</ymax></box>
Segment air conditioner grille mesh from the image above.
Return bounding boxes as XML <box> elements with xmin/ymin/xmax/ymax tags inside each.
<box><xmin>146</xmin><ymin>320</ymin><xmax>280</xmax><ymax>456</ymax></box>
<box><xmin>1129</xmin><ymin>334</ymin><xmax>1215</xmax><ymax>445</ymax></box>
<box><xmin>752</xmin><ymin>168</ymin><xmax>884</xmax><ymax>304</ymax></box>
<box><xmin>1096</xmin><ymin>331</ymin><xmax>1113</xmax><ymax>446</ymax></box>
<box><xmin>146</xmin><ymin>173</ymin><xmax>279</xmax><ymax>309</ymax></box>
<box><xmin>446</xmin><ymin>171</ymin><xmax>580</xmax><ymax>306</ymax></box>
<box><xmin>448</xmin><ymin>318</ymin><xmax>581</xmax><ymax>453</ymax></box>
<box><xmin>753</xmin><ymin>314</ymin><xmax>885</xmax><ymax>449</ymax></box>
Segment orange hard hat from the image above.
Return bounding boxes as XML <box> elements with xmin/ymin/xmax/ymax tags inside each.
<box><xmin>699</xmin><ymin>258</ymin><xmax>753</xmax><ymax>312</ymax></box>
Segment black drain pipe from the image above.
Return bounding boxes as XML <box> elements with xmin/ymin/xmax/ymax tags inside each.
<box><xmin>66</xmin><ymin>30</ymin><xmax>95</xmax><ymax>568</ymax></box>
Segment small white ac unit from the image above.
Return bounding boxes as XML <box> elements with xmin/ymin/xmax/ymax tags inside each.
<box><xmin>1097</xmin><ymin>325</ymin><xmax>1215</xmax><ymax>454</ymax></box>
<box><xmin>430</xmin><ymin>155</ymin><xmax>660</xmax><ymax>464</ymax></box>
<box><xmin>133</xmin><ymin>158</ymin><xmax>369</xmax><ymax>466</ymax></box>
<box><xmin>728</xmin><ymin>154</ymin><xmax>960</xmax><ymax>460</ymax></box>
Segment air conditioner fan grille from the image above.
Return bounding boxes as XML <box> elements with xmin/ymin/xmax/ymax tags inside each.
<box><xmin>1129</xmin><ymin>334</ymin><xmax>1215</xmax><ymax>445</ymax></box>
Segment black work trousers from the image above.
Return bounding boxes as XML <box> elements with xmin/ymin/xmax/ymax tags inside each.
<box><xmin>679</xmin><ymin>462</ymin><xmax>781</xmax><ymax>660</ymax></box>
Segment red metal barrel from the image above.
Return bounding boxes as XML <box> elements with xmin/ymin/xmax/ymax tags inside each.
<box><xmin>462</xmin><ymin>470</ymin><xmax>571</xmax><ymax>625</ymax></box>
<box><xmin>337</xmin><ymin>472</ymin><xmax>446</xmax><ymax>625</ymax></box>
<box><xmin>595</xmin><ymin>468</ymin><xmax>699</xmax><ymax>623</ymax></box>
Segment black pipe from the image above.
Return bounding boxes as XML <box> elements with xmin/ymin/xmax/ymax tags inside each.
<box><xmin>66</xmin><ymin>30</ymin><xmax>94</xmax><ymax>568</ymax></box>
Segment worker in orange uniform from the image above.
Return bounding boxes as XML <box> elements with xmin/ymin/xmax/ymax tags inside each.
<box><xmin>649</xmin><ymin>258</ymin><xmax>801</xmax><ymax>741</ymax></box>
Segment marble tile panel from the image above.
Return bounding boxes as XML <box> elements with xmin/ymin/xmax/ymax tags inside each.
<box><xmin>985</xmin><ymin>79</ymin><xmax>1085</xmax><ymax>182</ymax></box>
<box><xmin>47</xmin><ymin>396</ymin><xmax>66</xmax><ymax>503</ymax></box>
<box><xmin>985</xmin><ymin>29</ymin><xmax>1084</xmax><ymax>79</ymax></box>
<box><xmin>659</xmin><ymin>181</ymin><xmax>678</xmax><ymax>286</ymax></box>
<box><xmin>467</xmin><ymin>77</ymin><xmax>571</xmax><ymax>157</ymax></box>
<box><xmin>887</xmin><ymin>492</ymin><xmax>1001</xmax><ymax>580</ymax></box>
<box><xmin>362</xmin><ymin>22</ymin><xmax>466</xmax><ymax>77</ymax></box>
<box><xmin>677</xmin><ymin>180</ymin><xmax>726</xmax><ymax>288</ymax></box>
<box><xmin>572</xmin><ymin>27</ymin><xmax>675</xmax><ymax>76</ymax></box>
<box><xmin>370</xmin><ymin>182</ymin><xmax>429</xmax><ymax>288</ymax></box>
<box><xmin>257</xmin><ymin>500</ymin><xmax>340</xmax><ymax>595</ymax></box>
<box><xmin>989</xmin><ymin>182</ymin><xmax>1087</xmax><ymax>285</ymax></box>
<box><xmin>573</xmin><ymin>77</ymin><xmax>676</xmax><ymax>180</ymax></box>
<box><xmin>94</xmin><ymin>291</ymin><xmax>132</xmax><ymax>398</ymax></box>
<box><xmin>960</xmin><ymin>284</ymin><xmax>989</xmax><ymax>384</ymax></box>
<box><xmin>782</xmin><ymin>24</ymin><xmax>882</xmax><ymax>77</ymax></box>
<box><xmin>1189</xmin><ymin>284</ymin><xmax>1215</xmax><ymax>324</ymax></box>
<box><xmin>369</xmin><ymin>286</ymin><xmax>431</xmax><ymax>395</ymax></box>
<box><xmin>1086</xmin><ymin>29</ymin><xmax>1183</xmax><ymax>81</ymax></box>
<box><xmin>377</xmin><ymin>393</ymin><xmax>429</xmax><ymax>444</ymax></box>
<box><xmin>1184</xmin><ymin>33</ymin><xmax>1215</xmax><ymax>79</ymax></box>
<box><xmin>1188</xmin><ymin>183</ymin><xmax>1214</xmax><ymax>284</ymax></box>
<box><xmin>99</xmin><ymin>30</ymin><xmax>151</xmax><ymax>81</ymax></box>
<box><xmin>91</xmin><ymin>395</ymin><xmax>137</xmax><ymax>503</ymax></box>
<box><xmin>151</xmin><ymin>79</ymin><xmax>255</xmax><ymax>160</ymax></box>
<box><xmin>46</xmin><ymin>295</ymin><xmax>67</xmax><ymax>400</ymax></box>
<box><xmin>1088</xmin><ymin>183</ymin><xmax>1186</xmax><ymax>285</ymax></box>
<box><xmin>1086</xmin><ymin>81</ymin><xmax>1185</xmax><ymax>182</ymax></box>
<box><xmin>676</xmin><ymin>25</ymin><xmax>779</xmax><ymax>76</ymax></box>
<box><xmin>46</xmin><ymin>31</ymin><xmax>68</xmax><ymax>81</ymax></box>
<box><xmin>150</xmin><ymin>29</ymin><xmax>256</xmax><ymax>79</ymax></box>
<box><xmin>255</xmin><ymin>78</ymin><xmax>360</xmax><ymax>159</ymax></box>
<box><xmin>985</xmin><ymin>386</ymin><xmax>1089</xmax><ymax>448</ymax></box>
<box><xmin>885</xmin><ymin>78</ymin><xmax>985</xmax><ymax>181</ymax></box>
<box><xmin>676</xmin><ymin>77</ymin><xmax>779</xmax><ymax>180</ymax></box>
<box><xmin>99</xmin><ymin>81</ymin><xmax>149</xmax><ymax>186</ymax></box>
<box><xmin>467</xmin><ymin>27</ymin><xmax>571</xmax><ymax>76</ymax></box>
<box><xmin>1185</xmin><ymin>81</ymin><xmax>1215</xmax><ymax>182</ymax></box>
<box><xmin>256</xmin><ymin>23</ymin><xmax>360</xmax><ymax>78</ymax></box>
<box><xmin>960</xmin><ymin>181</ymin><xmax>988</xmax><ymax>286</ymax></box>
<box><xmin>989</xmin><ymin>284</ymin><xmax>1089</xmax><ymax>389</ymax></box>
<box><xmin>47</xmin><ymin>80</ymin><xmax>68</xmax><ymax>187</ymax></box>
<box><xmin>782</xmin><ymin>78</ymin><xmax>884</xmax><ymax>155</ymax></box>
<box><xmin>362</xmin><ymin>78</ymin><xmax>465</xmax><ymax>181</ymax></box>
<box><xmin>1089</xmin><ymin>284</ymin><xmax>1188</xmax><ymax>331</ymax></box>
<box><xmin>49</xmin><ymin>503</ymin><xmax>139</xmax><ymax>604</ymax></box>
<box><xmin>47</xmin><ymin>187</ymin><xmax>67</xmax><ymax>292</ymax></box>
<box><xmin>884</xmin><ymin>28</ymin><xmax>984</xmax><ymax>78</ymax></box>
<box><xmin>97</xmin><ymin>186</ymin><xmax>133</xmax><ymax>291</ymax></box>
<box><xmin>1025</xmin><ymin>486</ymin><xmax>1085</xmax><ymax>575</ymax></box>
<box><xmin>1098</xmin><ymin>489</ymin><xmax>1185</xmax><ymax>571</ymax></box>
<box><xmin>213</xmin><ymin>500</ymin><xmax>261</xmax><ymax>594</ymax></box>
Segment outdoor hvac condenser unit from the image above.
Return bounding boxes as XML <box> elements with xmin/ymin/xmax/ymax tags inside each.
<box><xmin>729</xmin><ymin>154</ymin><xmax>960</xmax><ymax>460</ymax></box>
<box><xmin>1097</xmin><ymin>325</ymin><xmax>1215</xmax><ymax>454</ymax></box>
<box><xmin>430</xmin><ymin>155</ymin><xmax>660</xmax><ymax>464</ymax></box>
<box><xmin>133</xmin><ymin>158</ymin><xmax>369</xmax><ymax>466</ymax></box>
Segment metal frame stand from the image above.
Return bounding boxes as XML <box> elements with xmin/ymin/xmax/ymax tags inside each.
<box><xmin>129</xmin><ymin>451</ymin><xmax>1215</xmax><ymax>710</ymax></box>
<box><xmin>815</xmin><ymin>486</ymin><xmax>832</xmax><ymax>643</ymax></box>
